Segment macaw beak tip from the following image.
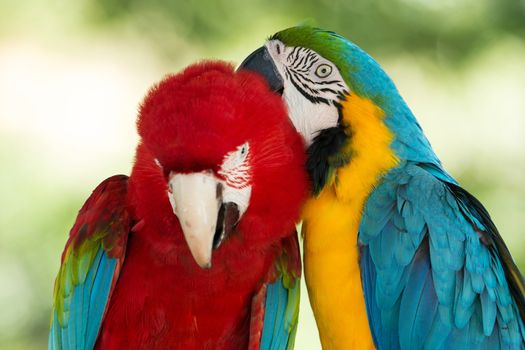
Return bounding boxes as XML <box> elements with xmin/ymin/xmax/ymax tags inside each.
<box><xmin>168</xmin><ymin>172</ymin><xmax>220</xmax><ymax>270</ymax></box>
<box><xmin>193</xmin><ymin>253</ymin><xmax>212</xmax><ymax>269</ymax></box>
<box><xmin>168</xmin><ymin>173</ymin><xmax>242</xmax><ymax>270</ymax></box>
<box><xmin>238</xmin><ymin>46</ymin><xmax>284</xmax><ymax>95</ymax></box>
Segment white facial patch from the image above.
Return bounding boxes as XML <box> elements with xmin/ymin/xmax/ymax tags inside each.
<box><xmin>284</xmin><ymin>84</ymin><xmax>340</xmax><ymax>146</ymax></box>
<box><xmin>218</xmin><ymin>143</ymin><xmax>252</xmax><ymax>216</ymax></box>
<box><xmin>265</xmin><ymin>40</ymin><xmax>350</xmax><ymax>146</ymax></box>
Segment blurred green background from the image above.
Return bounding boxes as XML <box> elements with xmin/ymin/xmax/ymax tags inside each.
<box><xmin>1</xmin><ymin>0</ymin><xmax>524</xmax><ymax>349</ymax></box>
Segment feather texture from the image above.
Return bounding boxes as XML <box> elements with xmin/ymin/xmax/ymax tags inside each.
<box><xmin>259</xmin><ymin>233</ymin><xmax>301</xmax><ymax>350</ymax></box>
<box><xmin>360</xmin><ymin>163</ymin><xmax>525</xmax><ymax>349</ymax></box>
<box><xmin>49</xmin><ymin>175</ymin><xmax>130</xmax><ymax>350</ymax></box>
<box><xmin>264</xmin><ymin>25</ymin><xmax>525</xmax><ymax>349</ymax></box>
<box><xmin>49</xmin><ymin>61</ymin><xmax>308</xmax><ymax>349</ymax></box>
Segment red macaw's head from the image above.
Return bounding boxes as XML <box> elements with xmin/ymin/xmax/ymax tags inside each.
<box><xmin>136</xmin><ymin>61</ymin><xmax>308</xmax><ymax>268</ymax></box>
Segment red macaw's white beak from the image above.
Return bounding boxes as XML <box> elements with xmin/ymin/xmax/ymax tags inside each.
<box><xmin>168</xmin><ymin>171</ymin><xmax>221</xmax><ymax>269</ymax></box>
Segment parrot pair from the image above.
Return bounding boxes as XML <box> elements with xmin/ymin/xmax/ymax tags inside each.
<box><xmin>49</xmin><ymin>62</ymin><xmax>309</xmax><ymax>349</ymax></box>
<box><xmin>240</xmin><ymin>26</ymin><xmax>525</xmax><ymax>349</ymax></box>
<box><xmin>50</xmin><ymin>25</ymin><xmax>525</xmax><ymax>350</ymax></box>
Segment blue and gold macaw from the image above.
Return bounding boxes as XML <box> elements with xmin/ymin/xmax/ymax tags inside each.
<box><xmin>240</xmin><ymin>26</ymin><xmax>525</xmax><ymax>349</ymax></box>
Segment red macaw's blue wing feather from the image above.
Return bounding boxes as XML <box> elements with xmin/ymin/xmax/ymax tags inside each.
<box><xmin>49</xmin><ymin>175</ymin><xmax>131</xmax><ymax>350</ymax></box>
<box><xmin>249</xmin><ymin>232</ymin><xmax>301</xmax><ymax>350</ymax></box>
<box><xmin>359</xmin><ymin>163</ymin><xmax>525</xmax><ymax>349</ymax></box>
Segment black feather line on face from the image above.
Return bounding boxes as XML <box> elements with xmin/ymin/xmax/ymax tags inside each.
<box><xmin>306</xmin><ymin>124</ymin><xmax>350</xmax><ymax>195</ymax></box>
<box><xmin>287</xmin><ymin>68</ymin><xmax>330</xmax><ymax>105</ymax></box>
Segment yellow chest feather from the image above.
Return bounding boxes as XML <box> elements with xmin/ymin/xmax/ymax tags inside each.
<box><xmin>302</xmin><ymin>94</ymin><xmax>398</xmax><ymax>349</ymax></box>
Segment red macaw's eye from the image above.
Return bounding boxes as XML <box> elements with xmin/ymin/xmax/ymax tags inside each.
<box><xmin>218</xmin><ymin>143</ymin><xmax>252</xmax><ymax>189</ymax></box>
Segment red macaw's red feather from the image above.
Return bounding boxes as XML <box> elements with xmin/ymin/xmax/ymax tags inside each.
<box><xmin>66</xmin><ymin>176</ymin><xmax>130</xmax><ymax>260</ymax></box>
<box><xmin>93</xmin><ymin>62</ymin><xmax>308</xmax><ymax>348</ymax></box>
<box><xmin>249</xmin><ymin>283</ymin><xmax>268</xmax><ymax>350</ymax></box>
<box><xmin>51</xmin><ymin>175</ymin><xmax>130</xmax><ymax>335</ymax></box>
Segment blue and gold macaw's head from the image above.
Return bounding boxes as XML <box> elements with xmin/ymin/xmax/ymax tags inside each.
<box><xmin>240</xmin><ymin>26</ymin><xmax>447</xmax><ymax>193</ymax></box>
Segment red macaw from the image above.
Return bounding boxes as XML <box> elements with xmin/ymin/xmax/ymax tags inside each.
<box><xmin>48</xmin><ymin>61</ymin><xmax>308</xmax><ymax>349</ymax></box>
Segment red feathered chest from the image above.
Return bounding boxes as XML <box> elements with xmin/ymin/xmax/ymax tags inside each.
<box><xmin>95</xmin><ymin>221</ymin><xmax>279</xmax><ymax>350</ymax></box>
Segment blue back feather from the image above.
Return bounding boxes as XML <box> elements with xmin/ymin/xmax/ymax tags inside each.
<box><xmin>359</xmin><ymin>163</ymin><xmax>525</xmax><ymax>349</ymax></box>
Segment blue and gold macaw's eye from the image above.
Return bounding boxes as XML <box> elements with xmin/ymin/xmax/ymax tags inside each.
<box><xmin>315</xmin><ymin>64</ymin><xmax>332</xmax><ymax>78</ymax></box>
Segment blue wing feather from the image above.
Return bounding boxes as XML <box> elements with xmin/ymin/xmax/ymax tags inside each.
<box><xmin>360</xmin><ymin>246</ymin><xmax>381</xmax><ymax>346</ymax></box>
<box><xmin>86</xmin><ymin>251</ymin><xmax>116</xmax><ymax>349</ymax></box>
<box><xmin>359</xmin><ymin>163</ymin><xmax>525</xmax><ymax>349</ymax></box>
<box><xmin>399</xmin><ymin>239</ymin><xmax>436</xmax><ymax>350</ymax></box>
<box><xmin>49</xmin><ymin>175</ymin><xmax>130</xmax><ymax>350</ymax></box>
<box><xmin>259</xmin><ymin>234</ymin><xmax>301</xmax><ymax>350</ymax></box>
<box><xmin>260</xmin><ymin>277</ymin><xmax>300</xmax><ymax>350</ymax></box>
<box><xmin>260</xmin><ymin>280</ymin><xmax>280</xmax><ymax>350</ymax></box>
<box><xmin>50</xmin><ymin>247</ymin><xmax>119</xmax><ymax>350</ymax></box>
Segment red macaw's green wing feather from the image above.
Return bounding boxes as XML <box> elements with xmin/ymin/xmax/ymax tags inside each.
<box><xmin>249</xmin><ymin>232</ymin><xmax>302</xmax><ymax>350</ymax></box>
<box><xmin>49</xmin><ymin>175</ymin><xmax>131</xmax><ymax>350</ymax></box>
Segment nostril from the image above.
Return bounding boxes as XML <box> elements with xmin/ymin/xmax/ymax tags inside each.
<box><xmin>276</xmin><ymin>43</ymin><xmax>281</xmax><ymax>55</ymax></box>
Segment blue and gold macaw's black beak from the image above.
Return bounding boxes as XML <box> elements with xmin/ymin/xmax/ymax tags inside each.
<box><xmin>238</xmin><ymin>46</ymin><xmax>284</xmax><ymax>94</ymax></box>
